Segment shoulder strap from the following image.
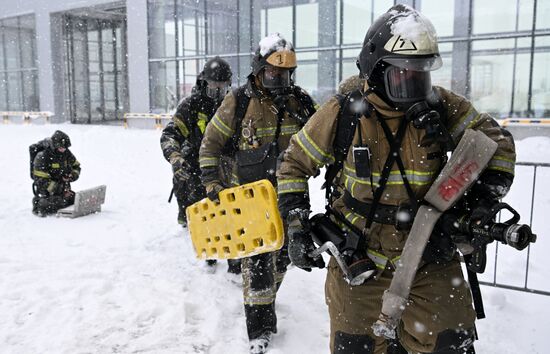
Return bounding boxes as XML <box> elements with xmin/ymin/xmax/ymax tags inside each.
<box><xmin>324</xmin><ymin>89</ymin><xmax>370</xmax><ymax>207</ymax></box>
<box><xmin>222</xmin><ymin>86</ymin><xmax>250</xmax><ymax>156</ymax></box>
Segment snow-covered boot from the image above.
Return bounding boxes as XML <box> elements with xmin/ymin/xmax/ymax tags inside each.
<box><xmin>249</xmin><ymin>332</ymin><xmax>272</xmax><ymax>354</ymax></box>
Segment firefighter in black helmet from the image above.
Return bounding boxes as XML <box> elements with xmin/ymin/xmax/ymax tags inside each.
<box><xmin>160</xmin><ymin>56</ymin><xmax>240</xmax><ymax>272</ymax></box>
<box><xmin>31</xmin><ymin>130</ymin><xmax>81</xmax><ymax>216</ymax></box>
<box><xmin>276</xmin><ymin>4</ymin><xmax>516</xmax><ymax>354</ymax></box>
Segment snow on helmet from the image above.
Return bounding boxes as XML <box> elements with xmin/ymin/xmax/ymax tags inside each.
<box><xmin>251</xmin><ymin>33</ymin><xmax>296</xmax><ymax>90</ymax></box>
<box><xmin>357</xmin><ymin>4</ymin><xmax>442</xmax><ymax>105</ymax></box>
<box><xmin>198</xmin><ymin>56</ymin><xmax>232</xmax><ymax>83</ymax></box>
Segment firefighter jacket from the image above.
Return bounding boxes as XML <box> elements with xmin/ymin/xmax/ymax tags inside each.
<box><xmin>199</xmin><ymin>79</ymin><xmax>318</xmax><ymax>190</ymax></box>
<box><xmin>277</xmin><ymin>83</ymin><xmax>516</xmax><ymax>257</ymax></box>
<box><xmin>161</xmin><ymin>89</ymin><xmax>220</xmax><ymax>173</ymax></box>
<box><xmin>33</xmin><ymin>145</ymin><xmax>81</xmax><ymax>196</ymax></box>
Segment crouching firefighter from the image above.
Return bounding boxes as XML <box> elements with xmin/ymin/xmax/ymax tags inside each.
<box><xmin>31</xmin><ymin>130</ymin><xmax>81</xmax><ymax>217</ymax></box>
<box><xmin>199</xmin><ymin>33</ymin><xmax>317</xmax><ymax>354</ymax></box>
<box><xmin>276</xmin><ymin>5</ymin><xmax>518</xmax><ymax>354</ymax></box>
<box><xmin>160</xmin><ymin>56</ymin><xmax>241</xmax><ymax>273</ymax></box>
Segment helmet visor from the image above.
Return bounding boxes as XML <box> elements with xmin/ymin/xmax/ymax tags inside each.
<box><xmin>261</xmin><ymin>66</ymin><xmax>291</xmax><ymax>89</ymax></box>
<box><xmin>205</xmin><ymin>80</ymin><xmax>231</xmax><ymax>101</ymax></box>
<box><xmin>384</xmin><ymin>66</ymin><xmax>432</xmax><ymax>102</ymax></box>
<box><xmin>384</xmin><ymin>55</ymin><xmax>442</xmax><ymax>72</ymax></box>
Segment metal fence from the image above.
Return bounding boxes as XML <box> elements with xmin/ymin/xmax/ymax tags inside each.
<box><xmin>479</xmin><ymin>161</ymin><xmax>550</xmax><ymax>296</ymax></box>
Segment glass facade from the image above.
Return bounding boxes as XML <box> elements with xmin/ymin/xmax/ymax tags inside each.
<box><xmin>0</xmin><ymin>14</ymin><xmax>39</xmax><ymax>112</ymax></box>
<box><xmin>146</xmin><ymin>0</ymin><xmax>550</xmax><ymax>119</ymax></box>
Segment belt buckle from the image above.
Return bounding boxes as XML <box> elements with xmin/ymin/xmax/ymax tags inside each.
<box><xmin>395</xmin><ymin>203</ymin><xmax>414</xmax><ymax>231</ymax></box>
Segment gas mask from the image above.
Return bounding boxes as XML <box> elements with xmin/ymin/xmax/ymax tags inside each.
<box><xmin>205</xmin><ymin>80</ymin><xmax>231</xmax><ymax>103</ymax></box>
<box><xmin>260</xmin><ymin>66</ymin><xmax>293</xmax><ymax>96</ymax></box>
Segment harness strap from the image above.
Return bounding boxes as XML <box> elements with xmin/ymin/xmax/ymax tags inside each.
<box><xmin>377</xmin><ymin>117</ymin><xmax>419</xmax><ymax>211</ymax></box>
<box><xmin>363</xmin><ymin>116</ymin><xmax>410</xmax><ymax>231</ymax></box>
<box><xmin>324</xmin><ymin>90</ymin><xmax>367</xmax><ymax>209</ymax></box>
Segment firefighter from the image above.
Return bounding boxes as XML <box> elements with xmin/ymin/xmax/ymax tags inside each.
<box><xmin>31</xmin><ymin>130</ymin><xmax>81</xmax><ymax>216</ymax></box>
<box><xmin>199</xmin><ymin>33</ymin><xmax>317</xmax><ymax>354</ymax></box>
<box><xmin>276</xmin><ymin>5</ymin><xmax>516</xmax><ymax>354</ymax></box>
<box><xmin>160</xmin><ymin>56</ymin><xmax>241</xmax><ymax>272</ymax></box>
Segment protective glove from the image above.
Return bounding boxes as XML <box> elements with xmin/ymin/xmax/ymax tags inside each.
<box><xmin>206</xmin><ymin>182</ymin><xmax>224</xmax><ymax>203</ymax></box>
<box><xmin>286</xmin><ymin>208</ymin><xmax>325</xmax><ymax>272</ymax></box>
<box><xmin>174</xmin><ymin>167</ymin><xmax>191</xmax><ymax>183</ymax></box>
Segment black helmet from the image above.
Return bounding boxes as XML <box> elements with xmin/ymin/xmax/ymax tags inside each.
<box><xmin>357</xmin><ymin>4</ymin><xmax>442</xmax><ymax>107</ymax></box>
<box><xmin>251</xmin><ymin>33</ymin><xmax>296</xmax><ymax>92</ymax></box>
<box><xmin>198</xmin><ymin>56</ymin><xmax>232</xmax><ymax>84</ymax></box>
<box><xmin>51</xmin><ymin>130</ymin><xmax>71</xmax><ymax>150</ymax></box>
<box><xmin>197</xmin><ymin>56</ymin><xmax>232</xmax><ymax>103</ymax></box>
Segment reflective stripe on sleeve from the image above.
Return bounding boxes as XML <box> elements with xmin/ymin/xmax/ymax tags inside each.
<box><xmin>277</xmin><ymin>178</ymin><xmax>307</xmax><ymax>194</ymax></box>
<box><xmin>33</xmin><ymin>170</ymin><xmax>51</xmax><ymax>178</ymax></box>
<box><xmin>211</xmin><ymin>114</ymin><xmax>234</xmax><ymax>138</ymax></box>
<box><xmin>487</xmin><ymin>155</ymin><xmax>515</xmax><ymax>174</ymax></box>
<box><xmin>450</xmin><ymin>107</ymin><xmax>481</xmax><ymax>140</ymax></box>
<box><xmin>295</xmin><ymin>129</ymin><xmax>335</xmax><ymax>166</ymax></box>
<box><xmin>199</xmin><ymin>156</ymin><xmax>220</xmax><ymax>168</ymax></box>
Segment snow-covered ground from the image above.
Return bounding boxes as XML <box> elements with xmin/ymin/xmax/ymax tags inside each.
<box><xmin>1</xmin><ymin>124</ymin><xmax>549</xmax><ymax>354</ymax></box>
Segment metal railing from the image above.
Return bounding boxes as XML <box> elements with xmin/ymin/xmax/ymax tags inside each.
<box><xmin>479</xmin><ymin>161</ymin><xmax>550</xmax><ymax>296</ymax></box>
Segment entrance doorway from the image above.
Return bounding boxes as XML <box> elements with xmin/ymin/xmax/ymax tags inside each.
<box><xmin>62</xmin><ymin>7</ymin><xmax>128</xmax><ymax>123</ymax></box>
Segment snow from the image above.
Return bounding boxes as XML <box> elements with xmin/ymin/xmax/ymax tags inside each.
<box><xmin>389</xmin><ymin>5</ymin><xmax>438</xmax><ymax>47</ymax></box>
<box><xmin>259</xmin><ymin>33</ymin><xmax>293</xmax><ymax>57</ymax></box>
<box><xmin>1</xmin><ymin>124</ymin><xmax>549</xmax><ymax>353</ymax></box>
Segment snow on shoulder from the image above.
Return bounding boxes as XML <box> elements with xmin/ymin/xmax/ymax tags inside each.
<box><xmin>259</xmin><ymin>33</ymin><xmax>293</xmax><ymax>56</ymax></box>
<box><xmin>389</xmin><ymin>4</ymin><xmax>438</xmax><ymax>45</ymax></box>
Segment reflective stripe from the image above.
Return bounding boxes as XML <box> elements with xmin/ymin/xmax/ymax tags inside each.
<box><xmin>343</xmin><ymin>163</ymin><xmax>435</xmax><ymax>188</ymax></box>
<box><xmin>344</xmin><ymin>210</ymin><xmax>364</xmax><ymax>227</ymax></box>
<box><xmin>51</xmin><ymin>163</ymin><xmax>60</xmax><ymax>168</ymax></box>
<box><xmin>244</xmin><ymin>289</ymin><xmax>276</xmax><ymax>306</ymax></box>
<box><xmin>197</xmin><ymin>112</ymin><xmax>208</xmax><ymax>133</ymax></box>
<box><xmin>295</xmin><ymin>129</ymin><xmax>335</xmax><ymax>166</ymax></box>
<box><xmin>450</xmin><ymin>108</ymin><xmax>481</xmax><ymax>139</ymax></box>
<box><xmin>47</xmin><ymin>181</ymin><xmax>57</xmax><ymax>194</ymax></box>
<box><xmin>174</xmin><ymin>118</ymin><xmax>190</xmax><ymax>137</ymax></box>
<box><xmin>230</xmin><ymin>173</ymin><xmax>240</xmax><ymax>186</ymax></box>
<box><xmin>367</xmin><ymin>250</ymin><xmax>388</xmax><ymax>270</ymax></box>
<box><xmin>366</xmin><ymin>249</ymin><xmax>401</xmax><ymax>270</ymax></box>
<box><xmin>199</xmin><ymin>156</ymin><xmax>220</xmax><ymax>168</ymax></box>
<box><xmin>487</xmin><ymin>155</ymin><xmax>515</xmax><ymax>174</ymax></box>
<box><xmin>33</xmin><ymin>170</ymin><xmax>50</xmax><ymax>178</ymax></box>
<box><xmin>256</xmin><ymin>124</ymin><xmax>300</xmax><ymax>137</ymax></box>
<box><xmin>211</xmin><ymin>114</ymin><xmax>234</xmax><ymax>138</ymax></box>
<box><xmin>277</xmin><ymin>178</ymin><xmax>307</xmax><ymax>194</ymax></box>
<box><xmin>281</xmin><ymin>124</ymin><xmax>300</xmax><ymax>136</ymax></box>
<box><xmin>343</xmin><ymin>175</ymin><xmax>358</xmax><ymax>198</ymax></box>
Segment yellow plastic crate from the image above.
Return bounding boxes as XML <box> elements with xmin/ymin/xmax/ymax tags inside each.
<box><xmin>186</xmin><ymin>179</ymin><xmax>284</xmax><ymax>260</ymax></box>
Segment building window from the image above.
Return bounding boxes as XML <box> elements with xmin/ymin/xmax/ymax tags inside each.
<box><xmin>0</xmin><ymin>14</ymin><xmax>39</xmax><ymax>112</ymax></box>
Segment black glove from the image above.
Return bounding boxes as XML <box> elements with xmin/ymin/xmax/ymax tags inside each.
<box><xmin>206</xmin><ymin>182</ymin><xmax>224</xmax><ymax>203</ymax></box>
<box><xmin>287</xmin><ymin>209</ymin><xmax>325</xmax><ymax>272</ymax></box>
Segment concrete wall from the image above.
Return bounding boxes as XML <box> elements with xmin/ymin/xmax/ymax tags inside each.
<box><xmin>0</xmin><ymin>0</ymin><xmax>150</xmax><ymax>121</ymax></box>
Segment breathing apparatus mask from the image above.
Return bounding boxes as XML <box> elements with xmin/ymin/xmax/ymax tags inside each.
<box><xmin>204</xmin><ymin>80</ymin><xmax>231</xmax><ymax>103</ymax></box>
<box><xmin>260</xmin><ymin>65</ymin><xmax>293</xmax><ymax>97</ymax></box>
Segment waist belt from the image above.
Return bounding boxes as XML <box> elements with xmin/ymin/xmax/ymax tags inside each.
<box><xmin>343</xmin><ymin>191</ymin><xmax>416</xmax><ymax>231</ymax></box>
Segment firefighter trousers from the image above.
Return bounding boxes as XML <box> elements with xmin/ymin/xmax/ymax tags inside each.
<box><xmin>242</xmin><ymin>247</ymin><xmax>290</xmax><ymax>340</ymax></box>
<box><xmin>326</xmin><ymin>257</ymin><xmax>477</xmax><ymax>354</ymax></box>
